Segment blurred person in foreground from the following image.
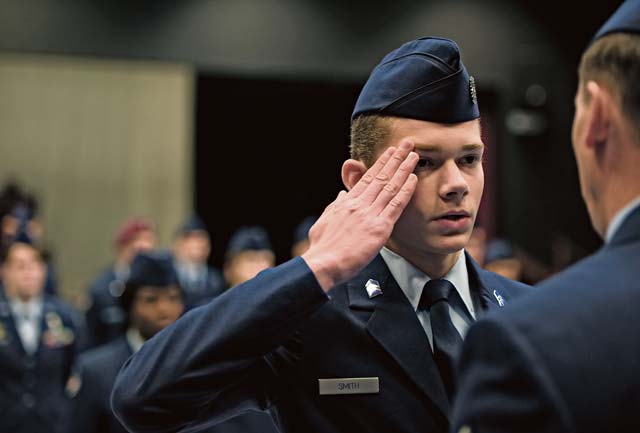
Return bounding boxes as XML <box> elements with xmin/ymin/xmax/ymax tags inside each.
<box><xmin>85</xmin><ymin>218</ymin><xmax>156</xmax><ymax>348</ymax></box>
<box><xmin>290</xmin><ymin>215</ymin><xmax>318</xmax><ymax>258</ymax></box>
<box><xmin>452</xmin><ymin>2</ymin><xmax>640</xmax><ymax>432</ymax></box>
<box><xmin>0</xmin><ymin>233</ymin><xmax>80</xmax><ymax>433</ymax></box>
<box><xmin>172</xmin><ymin>215</ymin><xmax>226</xmax><ymax>308</ymax></box>
<box><xmin>71</xmin><ymin>252</ymin><xmax>185</xmax><ymax>433</ymax></box>
<box><xmin>223</xmin><ymin>225</ymin><xmax>275</xmax><ymax>287</ymax></box>
<box><xmin>111</xmin><ymin>37</ymin><xmax>530</xmax><ymax>433</ymax></box>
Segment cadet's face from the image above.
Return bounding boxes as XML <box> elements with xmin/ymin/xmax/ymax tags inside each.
<box><xmin>177</xmin><ymin>232</ymin><xmax>211</xmax><ymax>263</ymax></box>
<box><xmin>131</xmin><ymin>230</ymin><xmax>156</xmax><ymax>253</ymax></box>
<box><xmin>131</xmin><ymin>286</ymin><xmax>184</xmax><ymax>340</ymax></box>
<box><xmin>377</xmin><ymin>118</ymin><xmax>484</xmax><ymax>256</ymax></box>
<box><xmin>225</xmin><ymin>251</ymin><xmax>275</xmax><ymax>287</ymax></box>
<box><xmin>1</xmin><ymin>244</ymin><xmax>46</xmax><ymax>301</ymax></box>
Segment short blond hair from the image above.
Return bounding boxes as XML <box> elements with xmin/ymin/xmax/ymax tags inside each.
<box><xmin>349</xmin><ymin>115</ymin><xmax>396</xmax><ymax>167</ymax></box>
<box><xmin>579</xmin><ymin>33</ymin><xmax>640</xmax><ymax>137</ymax></box>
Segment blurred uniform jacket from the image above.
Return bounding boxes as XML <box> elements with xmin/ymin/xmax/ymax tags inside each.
<box><xmin>71</xmin><ymin>336</ymin><xmax>131</xmax><ymax>433</ymax></box>
<box><xmin>452</xmin><ymin>205</ymin><xmax>640</xmax><ymax>433</ymax></box>
<box><xmin>111</xmin><ymin>253</ymin><xmax>529</xmax><ymax>433</ymax></box>
<box><xmin>85</xmin><ymin>267</ymin><xmax>127</xmax><ymax>348</ymax></box>
<box><xmin>0</xmin><ymin>291</ymin><xmax>79</xmax><ymax>433</ymax></box>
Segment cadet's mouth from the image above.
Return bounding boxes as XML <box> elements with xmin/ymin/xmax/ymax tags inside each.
<box><xmin>434</xmin><ymin>211</ymin><xmax>471</xmax><ymax>221</ymax></box>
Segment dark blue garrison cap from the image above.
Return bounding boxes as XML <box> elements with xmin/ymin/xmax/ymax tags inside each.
<box><xmin>226</xmin><ymin>226</ymin><xmax>273</xmax><ymax>257</ymax></box>
<box><xmin>593</xmin><ymin>0</ymin><xmax>640</xmax><ymax>42</ymax></box>
<box><xmin>176</xmin><ymin>215</ymin><xmax>208</xmax><ymax>236</ymax></box>
<box><xmin>121</xmin><ymin>252</ymin><xmax>182</xmax><ymax>311</ymax></box>
<box><xmin>352</xmin><ymin>37</ymin><xmax>479</xmax><ymax>123</ymax></box>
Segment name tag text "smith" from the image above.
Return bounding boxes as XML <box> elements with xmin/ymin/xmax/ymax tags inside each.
<box><xmin>318</xmin><ymin>377</ymin><xmax>379</xmax><ymax>395</ymax></box>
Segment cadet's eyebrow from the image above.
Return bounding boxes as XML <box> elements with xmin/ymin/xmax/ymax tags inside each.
<box><xmin>415</xmin><ymin>143</ymin><xmax>484</xmax><ymax>153</ymax></box>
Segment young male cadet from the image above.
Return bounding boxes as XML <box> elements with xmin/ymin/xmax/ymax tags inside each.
<box><xmin>111</xmin><ymin>37</ymin><xmax>530</xmax><ymax>433</ymax></box>
<box><xmin>0</xmin><ymin>234</ymin><xmax>80</xmax><ymax>433</ymax></box>
<box><xmin>452</xmin><ymin>2</ymin><xmax>640</xmax><ymax>432</ymax></box>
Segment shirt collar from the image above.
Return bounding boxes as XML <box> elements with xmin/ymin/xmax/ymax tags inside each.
<box><xmin>8</xmin><ymin>296</ymin><xmax>44</xmax><ymax>321</ymax></box>
<box><xmin>605</xmin><ymin>196</ymin><xmax>640</xmax><ymax>243</ymax></box>
<box><xmin>379</xmin><ymin>247</ymin><xmax>475</xmax><ymax>317</ymax></box>
<box><xmin>126</xmin><ymin>327</ymin><xmax>146</xmax><ymax>353</ymax></box>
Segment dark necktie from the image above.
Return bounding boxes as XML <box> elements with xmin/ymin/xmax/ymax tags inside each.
<box><xmin>418</xmin><ymin>279</ymin><xmax>463</xmax><ymax>400</ymax></box>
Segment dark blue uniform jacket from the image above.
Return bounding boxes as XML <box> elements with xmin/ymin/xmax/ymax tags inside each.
<box><xmin>452</xmin><ymin>206</ymin><xmax>640</xmax><ymax>433</ymax></box>
<box><xmin>0</xmin><ymin>293</ymin><xmax>79</xmax><ymax>433</ymax></box>
<box><xmin>112</xmin><ymin>253</ymin><xmax>529</xmax><ymax>433</ymax></box>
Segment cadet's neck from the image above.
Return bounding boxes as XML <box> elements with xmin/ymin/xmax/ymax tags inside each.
<box><xmin>384</xmin><ymin>242</ymin><xmax>461</xmax><ymax>279</ymax></box>
<box><xmin>598</xmin><ymin>137</ymin><xmax>640</xmax><ymax>238</ymax></box>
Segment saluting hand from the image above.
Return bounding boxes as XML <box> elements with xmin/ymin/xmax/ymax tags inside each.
<box><xmin>302</xmin><ymin>140</ymin><xmax>418</xmax><ymax>292</ymax></box>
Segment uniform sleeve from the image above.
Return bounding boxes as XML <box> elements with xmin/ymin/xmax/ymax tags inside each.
<box><xmin>69</xmin><ymin>358</ymin><xmax>102</xmax><ymax>433</ymax></box>
<box><xmin>111</xmin><ymin>257</ymin><xmax>328</xmax><ymax>433</ymax></box>
<box><xmin>451</xmin><ymin>317</ymin><xmax>575</xmax><ymax>433</ymax></box>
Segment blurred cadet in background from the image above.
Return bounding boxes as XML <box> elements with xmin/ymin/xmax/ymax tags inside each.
<box><xmin>85</xmin><ymin>218</ymin><xmax>156</xmax><ymax>348</ymax></box>
<box><xmin>464</xmin><ymin>224</ymin><xmax>487</xmax><ymax>267</ymax></box>
<box><xmin>483</xmin><ymin>238</ymin><xmax>524</xmax><ymax>281</ymax></box>
<box><xmin>172</xmin><ymin>215</ymin><xmax>226</xmax><ymax>308</ymax></box>
<box><xmin>0</xmin><ymin>182</ymin><xmax>58</xmax><ymax>295</ymax></box>
<box><xmin>0</xmin><ymin>233</ymin><xmax>80</xmax><ymax>433</ymax></box>
<box><xmin>72</xmin><ymin>252</ymin><xmax>185</xmax><ymax>433</ymax></box>
<box><xmin>223</xmin><ymin>225</ymin><xmax>275</xmax><ymax>287</ymax></box>
<box><xmin>453</xmin><ymin>1</ymin><xmax>640</xmax><ymax>431</ymax></box>
<box><xmin>290</xmin><ymin>215</ymin><xmax>318</xmax><ymax>258</ymax></box>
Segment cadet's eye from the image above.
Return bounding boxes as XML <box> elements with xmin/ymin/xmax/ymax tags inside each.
<box><xmin>417</xmin><ymin>158</ymin><xmax>435</xmax><ymax>168</ymax></box>
<box><xmin>460</xmin><ymin>155</ymin><xmax>480</xmax><ymax>165</ymax></box>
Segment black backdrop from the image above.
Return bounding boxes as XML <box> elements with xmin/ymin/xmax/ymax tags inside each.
<box><xmin>196</xmin><ymin>75</ymin><xmax>361</xmax><ymax>267</ymax></box>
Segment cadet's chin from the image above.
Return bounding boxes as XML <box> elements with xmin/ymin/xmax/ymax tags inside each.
<box><xmin>430</xmin><ymin>232</ymin><xmax>471</xmax><ymax>255</ymax></box>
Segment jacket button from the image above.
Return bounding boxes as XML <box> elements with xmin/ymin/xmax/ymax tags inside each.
<box><xmin>24</xmin><ymin>356</ymin><xmax>37</xmax><ymax>369</ymax></box>
<box><xmin>22</xmin><ymin>393</ymin><xmax>36</xmax><ymax>408</ymax></box>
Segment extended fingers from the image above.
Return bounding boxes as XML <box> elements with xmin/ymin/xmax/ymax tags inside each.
<box><xmin>348</xmin><ymin>146</ymin><xmax>395</xmax><ymax>198</ymax></box>
<box><xmin>379</xmin><ymin>173</ymin><xmax>418</xmax><ymax>222</ymax></box>
<box><xmin>358</xmin><ymin>140</ymin><xmax>414</xmax><ymax>204</ymax></box>
<box><xmin>369</xmin><ymin>146</ymin><xmax>418</xmax><ymax>212</ymax></box>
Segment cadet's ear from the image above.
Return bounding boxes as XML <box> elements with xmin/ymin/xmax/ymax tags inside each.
<box><xmin>341</xmin><ymin>159</ymin><xmax>368</xmax><ymax>191</ymax></box>
<box><xmin>584</xmin><ymin>80</ymin><xmax>611</xmax><ymax>153</ymax></box>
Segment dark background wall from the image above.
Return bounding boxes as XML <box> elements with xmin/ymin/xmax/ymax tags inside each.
<box><xmin>0</xmin><ymin>0</ymin><xmax>624</xmax><ymax>270</ymax></box>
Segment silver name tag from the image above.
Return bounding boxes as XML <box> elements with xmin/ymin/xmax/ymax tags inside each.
<box><xmin>318</xmin><ymin>377</ymin><xmax>379</xmax><ymax>395</ymax></box>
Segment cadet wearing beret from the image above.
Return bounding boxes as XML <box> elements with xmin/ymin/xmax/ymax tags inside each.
<box><xmin>112</xmin><ymin>37</ymin><xmax>530</xmax><ymax>433</ymax></box>
<box><xmin>452</xmin><ymin>2</ymin><xmax>640</xmax><ymax>432</ymax></box>
<box><xmin>0</xmin><ymin>234</ymin><xmax>81</xmax><ymax>433</ymax></box>
<box><xmin>172</xmin><ymin>215</ymin><xmax>226</xmax><ymax>308</ymax></box>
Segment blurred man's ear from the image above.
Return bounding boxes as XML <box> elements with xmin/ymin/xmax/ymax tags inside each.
<box><xmin>584</xmin><ymin>80</ymin><xmax>611</xmax><ymax>154</ymax></box>
<box><xmin>341</xmin><ymin>159</ymin><xmax>368</xmax><ymax>191</ymax></box>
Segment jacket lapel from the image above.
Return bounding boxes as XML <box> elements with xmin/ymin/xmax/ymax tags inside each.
<box><xmin>466</xmin><ymin>252</ymin><xmax>508</xmax><ymax>313</ymax></box>
<box><xmin>347</xmin><ymin>255</ymin><xmax>450</xmax><ymax>418</ymax></box>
